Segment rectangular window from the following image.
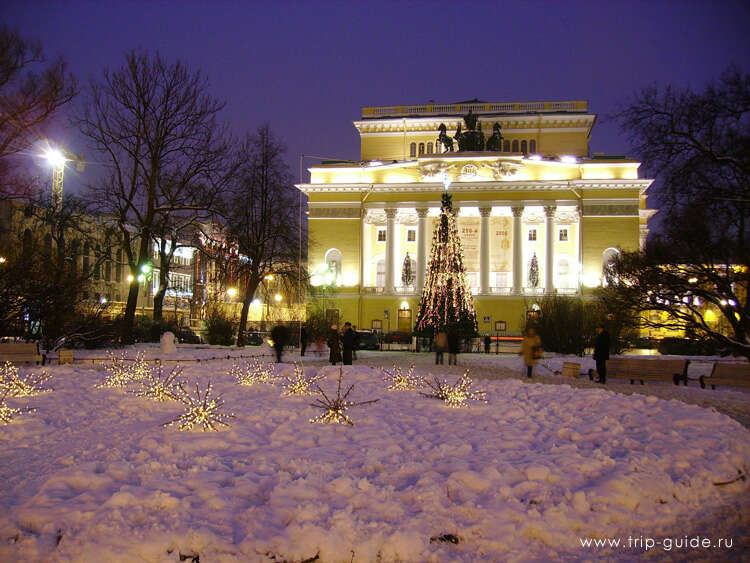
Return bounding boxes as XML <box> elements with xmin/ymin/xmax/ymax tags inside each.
<box><xmin>377</xmin><ymin>229</ymin><xmax>386</xmax><ymax>242</ymax></box>
<box><xmin>559</xmin><ymin>228</ymin><xmax>568</xmax><ymax>242</ymax></box>
<box><xmin>407</xmin><ymin>229</ymin><xmax>416</xmax><ymax>242</ymax></box>
<box><xmin>528</xmin><ymin>229</ymin><xmax>537</xmax><ymax>241</ymax></box>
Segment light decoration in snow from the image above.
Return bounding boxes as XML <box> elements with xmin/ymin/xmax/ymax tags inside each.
<box><xmin>230</xmin><ymin>357</ymin><xmax>275</xmax><ymax>386</ymax></box>
<box><xmin>134</xmin><ymin>364</ymin><xmax>182</xmax><ymax>402</ymax></box>
<box><xmin>163</xmin><ymin>381</ymin><xmax>234</xmax><ymax>431</ymax></box>
<box><xmin>381</xmin><ymin>363</ymin><xmax>424</xmax><ymax>391</ymax></box>
<box><xmin>99</xmin><ymin>351</ymin><xmax>150</xmax><ymax>387</ymax></box>
<box><xmin>420</xmin><ymin>370</ymin><xmax>487</xmax><ymax>408</ymax></box>
<box><xmin>0</xmin><ymin>362</ymin><xmax>53</xmax><ymax>397</ymax></box>
<box><xmin>281</xmin><ymin>362</ymin><xmax>324</xmax><ymax>396</ymax></box>
<box><xmin>309</xmin><ymin>369</ymin><xmax>379</xmax><ymax>425</ymax></box>
<box><xmin>0</xmin><ymin>388</ymin><xmax>35</xmax><ymax>424</ymax></box>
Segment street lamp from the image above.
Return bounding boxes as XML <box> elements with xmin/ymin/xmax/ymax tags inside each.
<box><xmin>43</xmin><ymin>147</ymin><xmax>66</xmax><ymax>210</ymax></box>
<box><xmin>227</xmin><ymin>287</ymin><xmax>238</xmax><ymax>298</ymax></box>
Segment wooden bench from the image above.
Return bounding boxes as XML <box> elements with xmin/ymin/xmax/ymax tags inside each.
<box><xmin>605</xmin><ymin>358</ymin><xmax>689</xmax><ymax>386</ymax></box>
<box><xmin>0</xmin><ymin>342</ymin><xmax>44</xmax><ymax>365</ymax></box>
<box><xmin>562</xmin><ymin>361</ymin><xmax>581</xmax><ymax>378</ymax></box>
<box><xmin>699</xmin><ymin>362</ymin><xmax>750</xmax><ymax>390</ymax></box>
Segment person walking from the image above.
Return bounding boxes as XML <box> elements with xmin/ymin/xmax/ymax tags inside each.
<box><xmin>270</xmin><ymin>324</ymin><xmax>289</xmax><ymax>363</ymax></box>
<box><xmin>434</xmin><ymin>330</ymin><xmax>448</xmax><ymax>365</ymax></box>
<box><xmin>341</xmin><ymin>322</ymin><xmax>357</xmax><ymax>365</ymax></box>
<box><xmin>520</xmin><ymin>326</ymin><xmax>542</xmax><ymax>378</ymax></box>
<box><xmin>447</xmin><ymin>327</ymin><xmax>460</xmax><ymax>366</ymax></box>
<box><xmin>484</xmin><ymin>335</ymin><xmax>491</xmax><ymax>354</ymax></box>
<box><xmin>327</xmin><ymin>324</ymin><xmax>342</xmax><ymax>365</ymax></box>
<box><xmin>300</xmin><ymin>325</ymin><xmax>307</xmax><ymax>357</ymax></box>
<box><xmin>593</xmin><ymin>324</ymin><xmax>611</xmax><ymax>384</ymax></box>
<box><xmin>351</xmin><ymin>325</ymin><xmax>360</xmax><ymax>360</ymax></box>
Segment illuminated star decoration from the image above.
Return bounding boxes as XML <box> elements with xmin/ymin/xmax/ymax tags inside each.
<box><xmin>419</xmin><ymin>370</ymin><xmax>487</xmax><ymax>408</ymax></box>
<box><xmin>0</xmin><ymin>388</ymin><xmax>35</xmax><ymax>424</ymax></box>
<box><xmin>230</xmin><ymin>357</ymin><xmax>275</xmax><ymax>386</ymax></box>
<box><xmin>0</xmin><ymin>362</ymin><xmax>53</xmax><ymax>397</ymax></box>
<box><xmin>163</xmin><ymin>381</ymin><xmax>234</xmax><ymax>431</ymax></box>
<box><xmin>381</xmin><ymin>363</ymin><xmax>424</xmax><ymax>391</ymax></box>
<box><xmin>134</xmin><ymin>364</ymin><xmax>182</xmax><ymax>402</ymax></box>
<box><xmin>281</xmin><ymin>362</ymin><xmax>325</xmax><ymax>396</ymax></box>
<box><xmin>99</xmin><ymin>351</ymin><xmax>151</xmax><ymax>387</ymax></box>
<box><xmin>309</xmin><ymin>369</ymin><xmax>379</xmax><ymax>425</ymax></box>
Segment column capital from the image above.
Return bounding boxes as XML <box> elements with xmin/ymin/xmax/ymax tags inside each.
<box><xmin>385</xmin><ymin>208</ymin><xmax>398</xmax><ymax>219</ymax></box>
<box><xmin>416</xmin><ymin>207</ymin><xmax>429</xmax><ymax>218</ymax></box>
<box><xmin>544</xmin><ymin>205</ymin><xmax>557</xmax><ymax>218</ymax></box>
<box><xmin>511</xmin><ymin>206</ymin><xmax>525</xmax><ymax>218</ymax></box>
<box><xmin>478</xmin><ymin>206</ymin><xmax>492</xmax><ymax>217</ymax></box>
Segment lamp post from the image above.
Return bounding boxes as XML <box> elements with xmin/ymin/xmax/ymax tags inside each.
<box><xmin>42</xmin><ymin>145</ymin><xmax>85</xmax><ymax>211</ymax></box>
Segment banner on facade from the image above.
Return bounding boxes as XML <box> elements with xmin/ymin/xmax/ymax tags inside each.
<box><xmin>490</xmin><ymin>216</ymin><xmax>513</xmax><ymax>274</ymax></box>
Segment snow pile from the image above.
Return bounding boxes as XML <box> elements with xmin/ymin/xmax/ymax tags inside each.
<box><xmin>0</xmin><ymin>353</ymin><xmax>748</xmax><ymax>562</ymax></box>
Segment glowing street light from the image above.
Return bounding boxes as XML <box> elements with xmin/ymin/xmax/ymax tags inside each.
<box><xmin>127</xmin><ymin>274</ymin><xmax>134</xmax><ymax>283</ymax></box>
<box><xmin>43</xmin><ymin>148</ymin><xmax>66</xmax><ymax>168</ymax></box>
<box><xmin>274</xmin><ymin>293</ymin><xmax>283</xmax><ymax>302</ymax></box>
<box><xmin>227</xmin><ymin>287</ymin><xmax>238</xmax><ymax>298</ymax></box>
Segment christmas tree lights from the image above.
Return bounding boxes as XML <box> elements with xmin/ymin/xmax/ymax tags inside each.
<box><xmin>281</xmin><ymin>362</ymin><xmax>324</xmax><ymax>396</ymax></box>
<box><xmin>0</xmin><ymin>388</ymin><xmax>35</xmax><ymax>424</ymax></box>
<box><xmin>163</xmin><ymin>381</ymin><xmax>234</xmax><ymax>431</ymax></box>
<box><xmin>0</xmin><ymin>362</ymin><xmax>52</xmax><ymax>397</ymax></box>
<box><xmin>309</xmin><ymin>369</ymin><xmax>379</xmax><ymax>425</ymax></box>
<box><xmin>99</xmin><ymin>351</ymin><xmax>151</xmax><ymax>387</ymax></box>
<box><xmin>415</xmin><ymin>192</ymin><xmax>478</xmax><ymax>337</ymax></box>
<box><xmin>381</xmin><ymin>363</ymin><xmax>423</xmax><ymax>391</ymax></box>
<box><xmin>420</xmin><ymin>370</ymin><xmax>487</xmax><ymax>408</ymax></box>
<box><xmin>134</xmin><ymin>364</ymin><xmax>182</xmax><ymax>402</ymax></box>
<box><xmin>230</xmin><ymin>357</ymin><xmax>275</xmax><ymax>386</ymax></box>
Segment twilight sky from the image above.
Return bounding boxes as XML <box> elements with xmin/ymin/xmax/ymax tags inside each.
<box><xmin>4</xmin><ymin>0</ymin><xmax>749</xmax><ymax>194</ymax></box>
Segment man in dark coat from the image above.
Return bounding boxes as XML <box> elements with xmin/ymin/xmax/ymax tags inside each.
<box><xmin>593</xmin><ymin>324</ymin><xmax>611</xmax><ymax>383</ymax></box>
<box><xmin>341</xmin><ymin>322</ymin><xmax>357</xmax><ymax>365</ymax></box>
<box><xmin>446</xmin><ymin>328</ymin><xmax>460</xmax><ymax>366</ymax></box>
<box><xmin>300</xmin><ymin>325</ymin><xmax>308</xmax><ymax>357</ymax></box>
<box><xmin>270</xmin><ymin>324</ymin><xmax>289</xmax><ymax>363</ymax></box>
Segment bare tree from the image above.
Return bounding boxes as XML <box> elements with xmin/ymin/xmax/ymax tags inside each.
<box><xmin>0</xmin><ymin>26</ymin><xmax>77</xmax><ymax>199</ymax></box>
<box><xmin>611</xmin><ymin>68</ymin><xmax>749</xmax><ymax>358</ymax></box>
<box><xmin>214</xmin><ymin>125</ymin><xmax>300</xmax><ymax>345</ymax></box>
<box><xmin>77</xmin><ymin>51</ymin><xmax>229</xmax><ymax>342</ymax></box>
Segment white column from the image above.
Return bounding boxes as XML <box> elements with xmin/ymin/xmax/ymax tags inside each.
<box><xmin>416</xmin><ymin>208</ymin><xmax>428</xmax><ymax>293</ymax></box>
<box><xmin>544</xmin><ymin>205</ymin><xmax>556</xmax><ymax>293</ymax></box>
<box><xmin>511</xmin><ymin>206</ymin><xmax>524</xmax><ymax>293</ymax></box>
<box><xmin>479</xmin><ymin>206</ymin><xmax>491</xmax><ymax>295</ymax></box>
<box><xmin>385</xmin><ymin>208</ymin><xmax>397</xmax><ymax>293</ymax></box>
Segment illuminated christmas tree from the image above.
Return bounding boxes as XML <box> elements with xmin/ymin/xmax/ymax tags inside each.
<box><xmin>415</xmin><ymin>192</ymin><xmax>478</xmax><ymax>337</ymax></box>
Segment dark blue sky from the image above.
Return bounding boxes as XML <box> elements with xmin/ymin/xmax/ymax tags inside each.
<box><xmin>4</xmin><ymin>0</ymin><xmax>749</xmax><ymax>192</ymax></box>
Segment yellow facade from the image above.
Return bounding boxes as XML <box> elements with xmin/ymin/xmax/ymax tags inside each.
<box><xmin>298</xmin><ymin>100</ymin><xmax>654</xmax><ymax>334</ymax></box>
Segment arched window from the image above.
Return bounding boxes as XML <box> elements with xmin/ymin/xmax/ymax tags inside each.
<box><xmin>94</xmin><ymin>244</ymin><xmax>101</xmax><ymax>280</ymax></box>
<box><xmin>529</xmin><ymin>139</ymin><xmax>537</xmax><ymax>153</ymax></box>
<box><xmin>115</xmin><ymin>249</ymin><xmax>122</xmax><ymax>282</ymax></box>
<box><xmin>602</xmin><ymin>248</ymin><xmax>620</xmax><ymax>286</ymax></box>
<box><xmin>409</xmin><ymin>143</ymin><xmax>416</xmax><ymax>158</ymax></box>
<box><xmin>376</xmin><ymin>259</ymin><xmax>386</xmax><ymax>288</ymax></box>
<box><xmin>512</xmin><ymin>140</ymin><xmax>519</xmax><ymax>153</ymax></box>
<box><xmin>83</xmin><ymin>242</ymin><xmax>91</xmax><ymax>272</ymax></box>
<box><xmin>325</xmin><ymin>248</ymin><xmax>342</xmax><ymax>285</ymax></box>
<box><xmin>520</xmin><ymin>140</ymin><xmax>527</xmax><ymax>155</ymax></box>
<box><xmin>44</xmin><ymin>234</ymin><xmax>52</xmax><ymax>255</ymax></box>
<box><xmin>503</xmin><ymin>140</ymin><xmax>510</xmax><ymax>152</ymax></box>
<box><xmin>104</xmin><ymin>249</ymin><xmax>112</xmax><ymax>281</ymax></box>
<box><xmin>427</xmin><ymin>142</ymin><xmax>433</xmax><ymax>154</ymax></box>
<box><xmin>22</xmin><ymin>229</ymin><xmax>32</xmax><ymax>259</ymax></box>
<box><xmin>71</xmin><ymin>239</ymin><xmax>80</xmax><ymax>272</ymax></box>
<box><xmin>418</xmin><ymin>142</ymin><xmax>425</xmax><ymax>156</ymax></box>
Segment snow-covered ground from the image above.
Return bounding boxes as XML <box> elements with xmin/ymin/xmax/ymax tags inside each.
<box><xmin>1</xmin><ymin>346</ymin><xmax>748</xmax><ymax>562</ymax></box>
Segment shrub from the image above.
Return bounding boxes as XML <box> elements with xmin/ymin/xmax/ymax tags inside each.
<box><xmin>201</xmin><ymin>308</ymin><xmax>234</xmax><ymax>345</ymax></box>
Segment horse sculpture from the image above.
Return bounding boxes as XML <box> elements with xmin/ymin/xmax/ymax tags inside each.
<box><xmin>486</xmin><ymin>122</ymin><xmax>504</xmax><ymax>152</ymax></box>
<box><xmin>437</xmin><ymin>123</ymin><xmax>454</xmax><ymax>152</ymax></box>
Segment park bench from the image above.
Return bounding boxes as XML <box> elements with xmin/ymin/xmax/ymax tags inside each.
<box><xmin>699</xmin><ymin>362</ymin><xmax>750</xmax><ymax>390</ymax></box>
<box><xmin>0</xmin><ymin>342</ymin><xmax>44</xmax><ymax>365</ymax></box>
<box><xmin>605</xmin><ymin>358</ymin><xmax>689</xmax><ymax>386</ymax></box>
<box><xmin>562</xmin><ymin>361</ymin><xmax>581</xmax><ymax>378</ymax></box>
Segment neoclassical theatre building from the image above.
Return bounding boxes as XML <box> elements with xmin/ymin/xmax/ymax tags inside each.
<box><xmin>297</xmin><ymin>100</ymin><xmax>655</xmax><ymax>334</ymax></box>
